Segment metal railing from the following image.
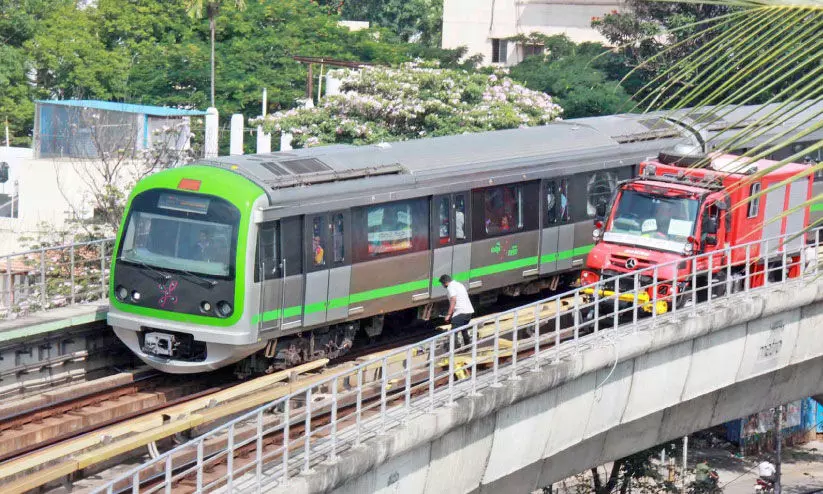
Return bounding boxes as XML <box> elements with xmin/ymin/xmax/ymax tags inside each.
<box><xmin>96</xmin><ymin>227</ymin><xmax>821</xmax><ymax>494</ymax></box>
<box><xmin>0</xmin><ymin>238</ymin><xmax>115</xmax><ymax>320</ymax></box>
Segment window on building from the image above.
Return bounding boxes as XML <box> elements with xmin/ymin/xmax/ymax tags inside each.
<box><xmin>748</xmin><ymin>182</ymin><xmax>761</xmax><ymax>218</ymax></box>
<box><xmin>522</xmin><ymin>43</ymin><xmax>544</xmax><ymax>59</ymax></box>
<box><xmin>438</xmin><ymin>197</ymin><xmax>451</xmax><ymax>245</ymax></box>
<box><xmin>483</xmin><ymin>184</ymin><xmax>524</xmax><ymax>235</ymax></box>
<box><xmin>333</xmin><ymin>213</ymin><xmax>345</xmax><ymax>263</ymax></box>
<box><xmin>491</xmin><ymin>38</ymin><xmax>508</xmax><ymax>64</ymax></box>
<box><xmin>455</xmin><ymin>194</ymin><xmax>467</xmax><ymax>241</ymax></box>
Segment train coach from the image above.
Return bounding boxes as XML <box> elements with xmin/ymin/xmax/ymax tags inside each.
<box><xmin>108</xmin><ymin>102</ymin><xmax>823</xmax><ymax>374</ymax></box>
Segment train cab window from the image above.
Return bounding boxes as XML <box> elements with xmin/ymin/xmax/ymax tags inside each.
<box><xmin>585</xmin><ymin>171</ymin><xmax>618</xmax><ymax>219</ymax></box>
<box><xmin>748</xmin><ymin>182</ymin><xmax>761</xmax><ymax>218</ymax></box>
<box><xmin>483</xmin><ymin>184</ymin><xmax>524</xmax><ymax>235</ymax></box>
<box><xmin>438</xmin><ymin>197</ymin><xmax>451</xmax><ymax>245</ymax></box>
<box><xmin>455</xmin><ymin>194</ymin><xmax>468</xmax><ymax>242</ymax></box>
<box><xmin>311</xmin><ymin>216</ymin><xmax>326</xmax><ymax>267</ymax></box>
<box><xmin>352</xmin><ymin>198</ymin><xmax>429</xmax><ymax>262</ymax></box>
<box><xmin>332</xmin><ymin>214</ymin><xmax>345</xmax><ymax>263</ymax></box>
<box><xmin>255</xmin><ymin>223</ymin><xmax>280</xmax><ymax>281</ymax></box>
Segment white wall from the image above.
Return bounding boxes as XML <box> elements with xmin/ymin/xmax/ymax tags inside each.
<box><xmin>443</xmin><ymin>0</ymin><xmax>621</xmax><ymax>66</ymax></box>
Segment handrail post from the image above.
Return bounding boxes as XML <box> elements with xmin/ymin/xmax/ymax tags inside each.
<box><xmin>356</xmin><ymin>367</ymin><xmax>364</xmax><ymax>442</ymax></box>
<box><xmin>614</xmin><ymin>274</ymin><xmax>620</xmax><ymax>329</ymax></box>
<box><xmin>533</xmin><ymin>305</ymin><xmax>540</xmax><ymax>371</ymax></box>
<box><xmin>554</xmin><ymin>298</ymin><xmax>561</xmax><ymax>363</ymax></box>
<box><xmin>404</xmin><ymin>347</ymin><xmax>412</xmax><ymax>414</ymax></box>
<box><xmin>283</xmin><ymin>398</ymin><xmax>291</xmax><ymax>481</ymax></box>
<box><xmin>511</xmin><ymin>310</ymin><xmax>519</xmax><ymax>379</ymax></box>
<box><xmin>70</xmin><ymin>244</ymin><xmax>76</xmax><ymax>305</ymax></box>
<box><xmin>691</xmin><ymin>257</ymin><xmax>698</xmax><ymax>316</ymax></box>
<box><xmin>40</xmin><ymin>246</ymin><xmax>46</xmax><ymax>309</ymax></box>
<box><xmin>493</xmin><ymin>316</ymin><xmax>500</xmax><ymax>385</ymax></box>
<box><xmin>330</xmin><ymin>377</ymin><xmax>338</xmax><ymax>462</ymax></box>
<box><xmin>471</xmin><ymin>324</ymin><xmax>479</xmax><ymax>393</ymax></box>
<box><xmin>380</xmin><ymin>356</ymin><xmax>388</xmax><ymax>430</ymax></box>
<box><xmin>652</xmin><ymin>266</ymin><xmax>658</xmax><ymax>322</ymax></box>
<box><xmin>448</xmin><ymin>331</ymin><xmax>455</xmax><ymax>405</ymax></box>
<box><xmin>303</xmin><ymin>388</ymin><xmax>312</xmax><ymax>473</ymax></box>
<box><xmin>707</xmin><ymin>253</ymin><xmax>714</xmax><ymax>308</ymax></box>
<box><xmin>4</xmin><ymin>255</ymin><xmax>11</xmax><ymax>310</ymax></box>
<box><xmin>632</xmin><ymin>272</ymin><xmax>639</xmax><ymax>326</ymax></box>
<box><xmin>725</xmin><ymin>244</ymin><xmax>732</xmax><ymax>295</ymax></box>
<box><xmin>427</xmin><ymin>341</ymin><xmax>435</xmax><ymax>412</ymax></box>
<box><xmin>100</xmin><ymin>241</ymin><xmax>106</xmax><ymax>299</ymax></box>
<box><xmin>745</xmin><ymin>244</ymin><xmax>751</xmax><ymax>292</ymax></box>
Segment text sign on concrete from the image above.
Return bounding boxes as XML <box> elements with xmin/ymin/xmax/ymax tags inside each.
<box><xmin>737</xmin><ymin>309</ymin><xmax>800</xmax><ymax>380</ymax></box>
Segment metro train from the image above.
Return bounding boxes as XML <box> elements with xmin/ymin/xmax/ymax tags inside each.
<box><xmin>108</xmin><ymin>102</ymin><xmax>823</xmax><ymax>374</ymax></box>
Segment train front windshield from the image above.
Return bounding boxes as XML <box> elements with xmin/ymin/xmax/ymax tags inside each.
<box><xmin>604</xmin><ymin>190</ymin><xmax>698</xmax><ymax>251</ymax></box>
<box><xmin>118</xmin><ymin>190</ymin><xmax>239</xmax><ymax>277</ymax></box>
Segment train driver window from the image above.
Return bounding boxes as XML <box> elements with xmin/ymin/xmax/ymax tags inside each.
<box><xmin>311</xmin><ymin>217</ymin><xmax>326</xmax><ymax>267</ymax></box>
<box><xmin>484</xmin><ymin>184</ymin><xmax>524</xmax><ymax>235</ymax></box>
<box><xmin>333</xmin><ymin>214</ymin><xmax>345</xmax><ymax>263</ymax></box>
<box><xmin>255</xmin><ymin>223</ymin><xmax>279</xmax><ymax>281</ymax></box>
<box><xmin>586</xmin><ymin>172</ymin><xmax>617</xmax><ymax>219</ymax></box>
<box><xmin>455</xmin><ymin>194</ymin><xmax>467</xmax><ymax>241</ymax></box>
<box><xmin>438</xmin><ymin>197</ymin><xmax>451</xmax><ymax>245</ymax></box>
<box><xmin>748</xmin><ymin>182</ymin><xmax>761</xmax><ymax>218</ymax></box>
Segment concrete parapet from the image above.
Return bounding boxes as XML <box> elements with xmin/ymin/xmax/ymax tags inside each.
<box><xmin>263</xmin><ymin>278</ymin><xmax>823</xmax><ymax>494</ymax></box>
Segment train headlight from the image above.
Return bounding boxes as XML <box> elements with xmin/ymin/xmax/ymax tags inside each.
<box><xmin>683</xmin><ymin>242</ymin><xmax>694</xmax><ymax>256</ymax></box>
<box><xmin>116</xmin><ymin>285</ymin><xmax>128</xmax><ymax>301</ymax></box>
<box><xmin>200</xmin><ymin>301</ymin><xmax>212</xmax><ymax>313</ymax></box>
<box><xmin>216</xmin><ymin>301</ymin><xmax>233</xmax><ymax>317</ymax></box>
<box><xmin>131</xmin><ymin>290</ymin><xmax>141</xmax><ymax>302</ymax></box>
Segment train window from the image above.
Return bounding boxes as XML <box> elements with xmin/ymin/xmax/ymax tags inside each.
<box><xmin>559</xmin><ymin>178</ymin><xmax>571</xmax><ymax>223</ymax></box>
<box><xmin>545</xmin><ymin>181</ymin><xmax>558</xmax><ymax>226</ymax></box>
<box><xmin>311</xmin><ymin>216</ymin><xmax>326</xmax><ymax>267</ymax></box>
<box><xmin>483</xmin><ymin>184</ymin><xmax>524</xmax><ymax>235</ymax></box>
<box><xmin>455</xmin><ymin>194</ymin><xmax>468</xmax><ymax>242</ymax></box>
<box><xmin>333</xmin><ymin>214</ymin><xmax>345</xmax><ymax>263</ymax></box>
<box><xmin>748</xmin><ymin>182</ymin><xmax>761</xmax><ymax>218</ymax></box>
<box><xmin>280</xmin><ymin>217</ymin><xmax>303</xmax><ymax>276</ymax></box>
<box><xmin>255</xmin><ymin>223</ymin><xmax>279</xmax><ymax>282</ymax></box>
<box><xmin>586</xmin><ymin>171</ymin><xmax>618</xmax><ymax>219</ymax></box>
<box><xmin>352</xmin><ymin>198</ymin><xmax>429</xmax><ymax>262</ymax></box>
<box><xmin>438</xmin><ymin>197</ymin><xmax>451</xmax><ymax>245</ymax></box>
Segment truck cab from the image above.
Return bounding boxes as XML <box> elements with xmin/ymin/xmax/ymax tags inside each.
<box><xmin>581</xmin><ymin>148</ymin><xmax>812</xmax><ymax>313</ymax></box>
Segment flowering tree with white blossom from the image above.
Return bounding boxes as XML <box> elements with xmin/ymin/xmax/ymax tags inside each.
<box><xmin>253</xmin><ymin>62</ymin><xmax>563</xmax><ymax>148</ymax></box>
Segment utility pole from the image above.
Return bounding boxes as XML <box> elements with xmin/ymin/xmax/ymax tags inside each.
<box><xmin>775</xmin><ymin>405</ymin><xmax>783</xmax><ymax>494</ymax></box>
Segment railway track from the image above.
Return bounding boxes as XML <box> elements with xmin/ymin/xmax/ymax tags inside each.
<box><xmin>0</xmin><ymin>288</ymin><xmax>574</xmax><ymax>493</ymax></box>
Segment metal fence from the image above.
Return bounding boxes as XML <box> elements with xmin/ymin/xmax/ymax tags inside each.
<box><xmin>97</xmin><ymin>227</ymin><xmax>821</xmax><ymax>493</ymax></box>
<box><xmin>0</xmin><ymin>238</ymin><xmax>115</xmax><ymax>319</ymax></box>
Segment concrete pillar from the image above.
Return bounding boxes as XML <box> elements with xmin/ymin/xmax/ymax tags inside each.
<box><xmin>257</xmin><ymin>126</ymin><xmax>271</xmax><ymax>154</ymax></box>
<box><xmin>204</xmin><ymin>107</ymin><xmax>219</xmax><ymax>158</ymax></box>
<box><xmin>230</xmin><ymin>114</ymin><xmax>244</xmax><ymax>156</ymax></box>
<box><xmin>325</xmin><ymin>73</ymin><xmax>342</xmax><ymax>96</ymax></box>
<box><xmin>280</xmin><ymin>132</ymin><xmax>293</xmax><ymax>151</ymax></box>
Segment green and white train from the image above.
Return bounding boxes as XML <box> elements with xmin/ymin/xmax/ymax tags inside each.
<box><xmin>108</xmin><ymin>103</ymin><xmax>823</xmax><ymax>373</ymax></box>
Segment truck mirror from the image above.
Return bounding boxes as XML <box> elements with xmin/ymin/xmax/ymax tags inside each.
<box><xmin>703</xmin><ymin>216</ymin><xmax>718</xmax><ymax>234</ymax></box>
<box><xmin>595</xmin><ymin>202</ymin><xmax>607</xmax><ymax>218</ymax></box>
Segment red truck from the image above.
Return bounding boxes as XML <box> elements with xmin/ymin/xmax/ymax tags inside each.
<box><xmin>581</xmin><ymin>147</ymin><xmax>812</xmax><ymax>314</ymax></box>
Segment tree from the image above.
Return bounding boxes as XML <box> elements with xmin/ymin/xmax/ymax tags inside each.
<box><xmin>317</xmin><ymin>0</ymin><xmax>444</xmax><ymax>47</ymax></box>
<box><xmin>185</xmin><ymin>0</ymin><xmax>246</xmax><ymax>107</ymax></box>
<box><xmin>508</xmin><ymin>34</ymin><xmax>633</xmax><ymax>119</ymax></box>
<box><xmin>253</xmin><ymin>62</ymin><xmax>563</xmax><ymax>147</ymax></box>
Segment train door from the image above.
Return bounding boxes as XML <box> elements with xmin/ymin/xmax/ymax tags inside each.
<box><xmin>554</xmin><ymin>178</ymin><xmax>575</xmax><ymax>271</ymax></box>
<box><xmin>279</xmin><ymin>216</ymin><xmax>304</xmax><ymax>330</ymax></box>
<box><xmin>327</xmin><ymin>212</ymin><xmax>352</xmax><ymax>321</ymax></box>
<box><xmin>254</xmin><ymin>218</ymin><xmax>303</xmax><ymax>331</ymax></box>
<box><xmin>303</xmin><ymin>214</ymin><xmax>331</xmax><ymax>327</ymax></box>
<box><xmin>431</xmin><ymin>195</ymin><xmax>453</xmax><ymax>299</ymax></box>
<box><xmin>539</xmin><ymin>179</ymin><xmax>565</xmax><ymax>274</ymax></box>
<box><xmin>430</xmin><ymin>193</ymin><xmax>471</xmax><ymax>299</ymax></box>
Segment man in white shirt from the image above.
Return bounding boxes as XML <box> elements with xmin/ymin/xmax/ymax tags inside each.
<box><xmin>440</xmin><ymin>274</ymin><xmax>475</xmax><ymax>345</ymax></box>
<box><xmin>758</xmin><ymin>459</ymin><xmax>776</xmax><ymax>484</ymax></box>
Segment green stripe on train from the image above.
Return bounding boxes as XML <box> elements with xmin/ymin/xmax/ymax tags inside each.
<box><xmin>253</xmin><ymin>244</ymin><xmax>594</xmax><ymax>324</ymax></box>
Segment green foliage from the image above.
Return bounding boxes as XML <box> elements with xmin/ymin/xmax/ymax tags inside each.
<box><xmin>0</xmin><ymin>0</ymin><xmax>472</xmax><ymax>147</ymax></box>
<box><xmin>253</xmin><ymin>62</ymin><xmax>562</xmax><ymax>148</ymax></box>
<box><xmin>508</xmin><ymin>35</ymin><xmax>633</xmax><ymax>119</ymax></box>
<box><xmin>317</xmin><ymin>0</ymin><xmax>444</xmax><ymax>47</ymax></box>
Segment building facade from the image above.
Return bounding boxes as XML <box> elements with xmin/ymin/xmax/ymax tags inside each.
<box><xmin>442</xmin><ymin>0</ymin><xmax>621</xmax><ymax>66</ymax></box>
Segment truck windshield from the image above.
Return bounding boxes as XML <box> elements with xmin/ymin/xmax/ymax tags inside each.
<box><xmin>118</xmin><ymin>190</ymin><xmax>239</xmax><ymax>277</ymax></box>
<box><xmin>607</xmin><ymin>190</ymin><xmax>699</xmax><ymax>243</ymax></box>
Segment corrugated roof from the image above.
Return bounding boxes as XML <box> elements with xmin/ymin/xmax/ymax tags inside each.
<box><xmin>35</xmin><ymin>100</ymin><xmax>206</xmax><ymax>117</ymax></box>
